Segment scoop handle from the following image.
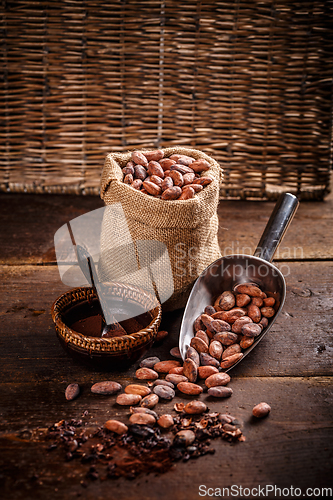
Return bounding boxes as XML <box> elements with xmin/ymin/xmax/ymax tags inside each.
<box><xmin>254</xmin><ymin>193</ymin><xmax>299</xmax><ymax>262</ymax></box>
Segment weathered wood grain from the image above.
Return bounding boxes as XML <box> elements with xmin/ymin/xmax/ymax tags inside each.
<box><xmin>0</xmin><ymin>377</ymin><xmax>332</xmax><ymax>500</ymax></box>
<box><xmin>1</xmin><ymin>262</ymin><xmax>332</xmax><ymax>381</ymax></box>
<box><xmin>218</xmin><ymin>184</ymin><xmax>333</xmax><ymax>260</ymax></box>
<box><xmin>0</xmin><ymin>194</ymin><xmax>104</xmax><ymax>265</ymax></box>
<box><xmin>1</xmin><ymin>189</ymin><xmax>332</xmax><ymax>500</ymax></box>
<box><xmin>0</xmin><ymin>187</ymin><xmax>332</xmax><ymax>266</ymax></box>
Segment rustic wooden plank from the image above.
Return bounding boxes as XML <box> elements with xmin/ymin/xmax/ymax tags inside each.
<box><xmin>0</xmin><ymin>376</ymin><xmax>332</xmax><ymax>500</ymax></box>
<box><xmin>1</xmin><ymin>261</ymin><xmax>332</xmax><ymax>380</ymax></box>
<box><xmin>0</xmin><ymin>186</ymin><xmax>332</xmax><ymax>265</ymax></box>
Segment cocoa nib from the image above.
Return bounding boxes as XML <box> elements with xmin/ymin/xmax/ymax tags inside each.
<box><xmin>38</xmin><ymin>409</ymin><xmax>244</xmax><ymax>483</ymax></box>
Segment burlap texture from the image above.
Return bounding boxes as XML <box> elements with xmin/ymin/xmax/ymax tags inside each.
<box><xmin>99</xmin><ymin>147</ymin><xmax>223</xmax><ymax>311</ymax></box>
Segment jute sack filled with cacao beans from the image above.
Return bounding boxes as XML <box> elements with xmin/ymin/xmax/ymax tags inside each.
<box><xmin>99</xmin><ymin>147</ymin><xmax>223</xmax><ymax>311</ymax></box>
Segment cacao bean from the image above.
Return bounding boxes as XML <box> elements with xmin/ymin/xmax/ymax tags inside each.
<box><xmin>143</xmin><ymin>149</ymin><xmax>164</xmax><ymax>162</ymax></box>
<box><xmin>150</xmin><ymin>174</ymin><xmax>163</xmax><ymax>187</ymax></box>
<box><xmin>140</xmin><ymin>393</ymin><xmax>159</xmax><ymax>409</ymax></box>
<box><xmin>104</xmin><ymin>420</ymin><xmax>128</xmax><ymax>435</ymax></box>
<box><xmin>154</xmin><ymin>360</ymin><xmax>181</xmax><ymax>373</ymax></box>
<box><xmin>169</xmin><ymin>169</ymin><xmax>184</xmax><ymax>187</ymax></box>
<box><xmin>91</xmin><ymin>381</ymin><xmax>122</xmax><ymax>395</ymax></box>
<box><xmin>159</xmin><ymin>158</ymin><xmax>176</xmax><ymax>170</ymax></box>
<box><xmin>65</xmin><ymin>383</ymin><xmax>80</xmax><ymax>401</ymax></box>
<box><xmin>123</xmin><ymin>165</ymin><xmax>134</xmax><ymax>175</ymax></box>
<box><xmin>116</xmin><ymin>393</ymin><xmax>142</xmax><ymax>405</ymax></box>
<box><xmin>124</xmin><ymin>173</ymin><xmax>133</xmax><ymax>184</ymax></box>
<box><xmin>252</xmin><ymin>402</ymin><xmax>271</xmax><ymax>418</ymax></box>
<box><xmin>213</xmin><ymin>332</ymin><xmax>238</xmax><ymax>346</ymax></box>
<box><xmin>251</xmin><ymin>297</ymin><xmax>264</xmax><ymax>307</ymax></box>
<box><xmin>200</xmin><ymin>352</ymin><xmax>220</xmax><ymax>368</ymax></box>
<box><xmin>231</xmin><ymin>316</ymin><xmax>253</xmax><ymax>333</ymax></box>
<box><xmin>177</xmin><ymin>382</ymin><xmax>203</xmax><ymax>395</ymax></box>
<box><xmin>204</xmin><ymin>305</ymin><xmax>216</xmax><ymax>316</ymax></box>
<box><xmin>170</xmin><ymin>163</ymin><xmax>195</xmax><ymax>175</ymax></box>
<box><xmin>259</xmin><ymin>317</ymin><xmax>269</xmax><ymax>329</ymax></box>
<box><xmin>222</xmin><ymin>343</ymin><xmax>241</xmax><ymax>359</ymax></box>
<box><xmin>165</xmin><ymin>374</ymin><xmax>188</xmax><ymax>385</ymax></box>
<box><xmin>192</xmin><ymin>176</ymin><xmax>212</xmax><ymax>186</ymax></box>
<box><xmin>179</xmin><ymin>186</ymin><xmax>195</xmax><ymax>200</ymax></box>
<box><xmin>186</xmin><ymin>346</ymin><xmax>200</xmax><ymax>366</ymax></box>
<box><xmin>140</xmin><ymin>356</ymin><xmax>161</xmax><ymax>369</ymax></box>
<box><xmin>209</xmin><ymin>340</ymin><xmax>223</xmax><ymax>360</ymax></box>
<box><xmin>190</xmin><ymin>336</ymin><xmax>209</xmax><ymax>354</ymax></box>
<box><xmin>132</xmin><ymin>151</ymin><xmax>148</xmax><ymax>167</ymax></box>
<box><xmin>190</xmin><ymin>159</ymin><xmax>210</xmax><ymax>173</ymax></box>
<box><xmin>211</xmin><ymin>319</ymin><xmax>232</xmax><ymax>333</ymax></box>
<box><xmin>134</xmin><ymin>164</ymin><xmax>148</xmax><ymax>180</ymax></box>
<box><xmin>153</xmin><ymin>385</ymin><xmax>175</xmax><ymax>400</ymax></box>
<box><xmin>219</xmin><ymin>308</ymin><xmax>247</xmax><ymax>324</ymax></box>
<box><xmin>131</xmin><ymin>179</ymin><xmax>143</xmax><ymax>190</ymax></box>
<box><xmin>169</xmin><ymin>366</ymin><xmax>184</xmax><ymax>375</ymax></box>
<box><xmin>247</xmin><ymin>304</ymin><xmax>261</xmax><ymax>323</ymax></box>
<box><xmin>161</xmin><ymin>176</ymin><xmax>173</xmax><ymax>191</ymax></box>
<box><xmin>263</xmin><ymin>297</ymin><xmax>275</xmax><ymax>307</ymax></box>
<box><xmin>261</xmin><ymin>306</ymin><xmax>275</xmax><ymax>318</ymax></box>
<box><xmin>130</xmin><ymin>407</ymin><xmax>158</xmax><ymax>420</ymax></box>
<box><xmin>154</xmin><ymin>330</ymin><xmax>169</xmax><ymax>342</ymax></box>
<box><xmin>173</xmin><ymin>429</ymin><xmax>196</xmax><ymax>447</ymax></box>
<box><xmin>157</xmin><ymin>414</ymin><xmax>174</xmax><ymax>429</ymax></box>
<box><xmin>183</xmin><ymin>172</ymin><xmax>196</xmax><ymax>185</ymax></box>
<box><xmin>241</xmin><ymin>323</ymin><xmax>262</xmax><ymax>337</ymax></box>
<box><xmin>183</xmin><ymin>358</ymin><xmax>198</xmax><ymax>383</ymax></box>
<box><xmin>169</xmin><ymin>154</ymin><xmax>194</xmax><ymax>165</ymax></box>
<box><xmin>184</xmin><ymin>183</ymin><xmax>203</xmax><ymax>193</ymax></box>
<box><xmin>153</xmin><ymin>379</ymin><xmax>175</xmax><ymax>389</ymax></box>
<box><xmin>193</xmin><ymin>315</ymin><xmax>205</xmax><ymax>332</ymax></box>
<box><xmin>239</xmin><ymin>335</ymin><xmax>255</xmax><ymax>349</ymax></box>
<box><xmin>129</xmin><ymin>413</ymin><xmax>156</xmax><ymax>426</ymax></box>
<box><xmin>236</xmin><ymin>293</ymin><xmax>251</xmax><ymax>307</ymax></box>
<box><xmin>207</xmin><ymin>386</ymin><xmax>233</xmax><ymax>398</ymax></box>
<box><xmin>124</xmin><ymin>385</ymin><xmax>151</xmax><ymax>396</ymax></box>
<box><xmin>135</xmin><ymin>368</ymin><xmax>159</xmax><ymax>380</ymax></box>
<box><xmin>220</xmin><ymin>353</ymin><xmax>243</xmax><ymax>369</ymax></box>
<box><xmin>184</xmin><ymin>400</ymin><xmax>207</xmax><ymax>415</ymax></box>
<box><xmin>205</xmin><ymin>372</ymin><xmax>231</xmax><ymax>388</ymax></box>
<box><xmin>195</xmin><ymin>329</ymin><xmax>210</xmax><ymax>346</ymax></box>
<box><xmin>147</xmin><ymin>160</ymin><xmax>164</xmax><ymax>178</ymax></box>
<box><xmin>170</xmin><ymin>346</ymin><xmax>182</xmax><ymax>359</ymax></box>
<box><xmin>143</xmin><ymin>180</ymin><xmax>161</xmax><ymax>196</ymax></box>
<box><xmin>197</xmin><ymin>365</ymin><xmax>219</xmax><ymax>379</ymax></box>
<box><xmin>218</xmin><ymin>291</ymin><xmax>236</xmax><ymax>311</ymax></box>
<box><xmin>161</xmin><ymin>186</ymin><xmax>182</xmax><ymax>200</ymax></box>
<box><xmin>234</xmin><ymin>284</ymin><xmax>265</xmax><ymax>298</ymax></box>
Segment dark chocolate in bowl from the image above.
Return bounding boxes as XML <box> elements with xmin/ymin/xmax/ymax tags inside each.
<box><xmin>51</xmin><ymin>285</ymin><xmax>162</xmax><ymax>371</ymax></box>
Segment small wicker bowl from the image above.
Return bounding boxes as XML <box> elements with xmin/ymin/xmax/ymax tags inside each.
<box><xmin>51</xmin><ymin>283</ymin><xmax>162</xmax><ymax>370</ymax></box>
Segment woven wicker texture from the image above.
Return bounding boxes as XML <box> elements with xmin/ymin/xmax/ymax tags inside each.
<box><xmin>0</xmin><ymin>1</ymin><xmax>332</xmax><ymax>199</ymax></box>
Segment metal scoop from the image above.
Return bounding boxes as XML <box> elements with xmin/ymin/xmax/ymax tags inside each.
<box><xmin>179</xmin><ymin>192</ymin><xmax>299</xmax><ymax>371</ymax></box>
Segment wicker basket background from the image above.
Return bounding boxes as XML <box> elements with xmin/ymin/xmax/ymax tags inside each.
<box><xmin>0</xmin><ymin>1</ymin><xmax>332</xmax><ymax>199</ymax></box>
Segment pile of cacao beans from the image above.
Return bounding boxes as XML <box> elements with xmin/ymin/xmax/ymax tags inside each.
<box><xmin>188</xmin><ymin>283</ymin><xmax>277</xmax><ymax>371</ymax></box>
<box><xmin>122</xmin><ymin>150</ymin><xmax>213</xmax><ymax>200</ymax></box>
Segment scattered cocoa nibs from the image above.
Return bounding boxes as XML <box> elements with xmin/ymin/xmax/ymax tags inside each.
<box><xmin>37</xmin><ymin>409</ymin><xmax>245</xmax><ymax>483</ymax></box>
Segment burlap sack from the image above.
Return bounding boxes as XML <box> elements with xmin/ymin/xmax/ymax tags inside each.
<box><xmin>99</xmin><ymin>147</ymin><xmax>223</xmax><ymax>311</ymax></box>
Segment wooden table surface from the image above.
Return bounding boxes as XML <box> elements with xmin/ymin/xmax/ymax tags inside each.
<box><xmin>0</xmin><ymin>188</ymin><xmax>332</xmax><ymax>500</ymax></box>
